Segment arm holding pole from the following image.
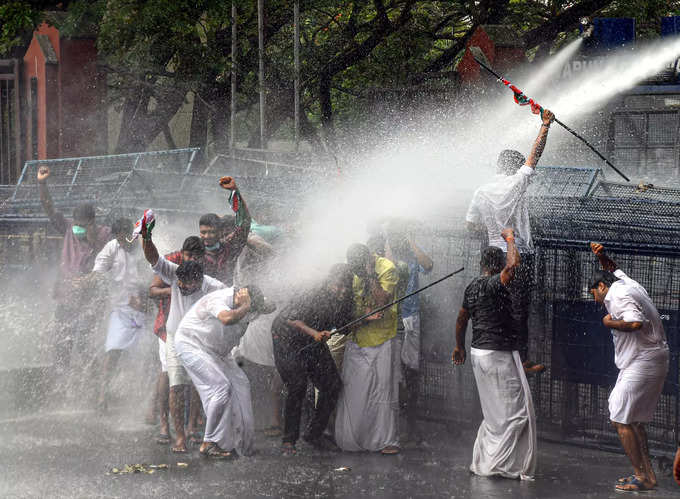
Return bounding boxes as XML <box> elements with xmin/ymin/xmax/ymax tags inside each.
<box><xmin>526</xmin><ymin>109</ymin><xmax>555</xmax><ymax>168</ymax></box>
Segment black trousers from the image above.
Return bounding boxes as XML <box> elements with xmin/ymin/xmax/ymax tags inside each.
<box><xmin>507</xmin><ymin>254</ymin><xmax>534</xmax><ymax>360</ymax></box>
<box><xmin>272</xmin><ymin>334</ymin><xmax>341</xmax><ymax>445</ymax></box>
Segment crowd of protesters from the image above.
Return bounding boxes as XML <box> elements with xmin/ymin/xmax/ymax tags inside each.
<box><xmin>34</xmin><ymin>105</ymin><xmax>680</xmax><ymax>492</ymax></box>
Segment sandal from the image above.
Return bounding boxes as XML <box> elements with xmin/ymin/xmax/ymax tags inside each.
<box><xmin>264</xmin><ymin>426</ymin><xmax>282</xmax><ymax>437</ymax></box>
<box><xmin>281</xmin><ymin>443</ymin><xmax>297</xmax><ymax>456</ymax></box>
<box><xmin>187</xmin><ymin>432</ymin><xmax>203</xmax><ymax>446</ymax></box>
<box><xmin>616</xmin><ymin>475</ymin><xmax>635</xmax><ymax>485</ymax></box>
<box><xmin>381</xmin><ymin>445</ymin><xmax>400</xmax><ymax>455</ymax></box>
<box><xmin>200</xmin><ymin>442</ymin><xmax>234</xmax><ymax>460</ymax></box>
<box><xmin>171</xmin><ymin>444</ymin><xmax>188</xmax><ymax>454</ymax></box>
<box><xmin>615</xmin><ymin>476</ymin><xmax>653</xmax><ymax>492</ymax></box>
<box><xmin>156</xmin><ymin>433</ymin><xmax>171</xmax><ymax>445</ymax></box>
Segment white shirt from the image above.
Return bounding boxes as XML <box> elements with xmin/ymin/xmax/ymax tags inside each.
<box><xmin>93</xmin><ymin>239</ymin><xmax>142</xmax><ymax>308</ymax></box>
<box><xmin>466</xmin><ymin>164</ymin><xmax>535</xmax><ymax>253</ymax></box>
<box><xmin>603</xmin><ymin>269</ymin><xmax>669</xmax><ymax>370</ymax></box>
<box><xmin>152</xmin><ymin>256</ymin><xmax>225</xmax><ymax>335</ymax></box>
<box><xmin>176</xmin><ymin>288</ymin><xmax>245</xmax><ymax>358</ymax></box>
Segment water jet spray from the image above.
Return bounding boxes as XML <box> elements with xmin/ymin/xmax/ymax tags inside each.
<box><xmin>469</xmin><ymin>46</ymin><xmax>630</xmax><ymax>182</ymax></box>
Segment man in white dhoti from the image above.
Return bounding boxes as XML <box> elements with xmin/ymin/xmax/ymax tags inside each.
<box><xmin>589</xmin><ymin>243</ymin><xmax>669</xmax><ymax>493</ymax></box>
<box><xmin>92</xmin><ymin>218</ymin><xmax>146</xmax><ymax>411</ymax></box>
<box><xmin>175</xmin><ymin>285</ymin><xmax>272</xmax><ymax>459</ymax></box>
<box><xmin>465</xmin><ymin>109</ymin><xmax>555</xmax><ymax>374</ymax></box>
<box><xmin>141</xmin><ymin>224</ymin><xmax>225</xmax><ymax>453</ymax></box>
<box><xmin>453</xmin><ymin>228</ymin><xmax>536</xmax><ymax>480</ymax></box>
<box><xmin>335</xmin><ymin>243</ymin><xmax>400</xmax><ymax>455</ymax></box>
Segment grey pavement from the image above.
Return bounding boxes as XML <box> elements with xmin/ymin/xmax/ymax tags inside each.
<box><xmin>0</xmin><ymin>407</ymin><xmax>678</xmax><ymax>498</ymax></box>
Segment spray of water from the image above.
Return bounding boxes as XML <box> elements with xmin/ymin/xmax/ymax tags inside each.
<box><xmin>549</xmin><ymin>35</ymin><xmax>680</xmax><ymax>118</ymax></box>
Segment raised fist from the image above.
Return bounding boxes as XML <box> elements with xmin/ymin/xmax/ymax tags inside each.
<box><xmin>590</xmin><ymin>242</ymin><xmax>604</xmax><ymax>256</ymax></box>
<box><xmin>219</xmin><ymin>176</ymin><xmax>237</xmax><ymax>190</ymax></box>
<box><xmin>37</xmin><ymin>166</ymin><xmax>50</xmax><ymax>183</ymax></box>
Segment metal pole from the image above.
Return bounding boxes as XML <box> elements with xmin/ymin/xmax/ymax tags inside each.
<box><xmin>294</xmin><ymin>0</ymin><xmax>300</xmax><ymax>150</ymax></box>
<box><xmin>230</xmin><ymin>3</ymin><xmax>237</xmax><ymax>154</ymax></box>
<box><xmin>258</xmin><ymin>0</ymin><xmax>266</xmax><ymax>149</ymax></box>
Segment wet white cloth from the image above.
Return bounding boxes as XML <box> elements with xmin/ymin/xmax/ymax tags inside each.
<box><xmin>400</xmin><ymin>314</ymin><xmax>421</xmax><ymax>371</ymax></box>
<box><xmin>104</xmin><ymin>305</ymin><xmax>145</xmax><ymax>352</ymax></box>
<box><xmin>604</xmin><ymin>269</ymin><xmax>669</xmax><ymax>371</ymax></box>
<box><xmin>152</xmin><ymin>256</ymin><xmax>225</xmax><ymax>335</ymax></box>
<box><xmin>335</xmin><ymin>337</ymin><xmax>400</xmax><ymax>452</ymax></box>
<box><xmin>470</xmin><ymin>348</ymin><xmax>536</xmax><ymax>480</ymax></box>
<box><xmin>93</xmin><ymin>239</ymin><xmax>143</xmax><ymax>309</ymax></box>
<box><xmin>152</xmin><ymin>256</ymin><xmax>225</xmax><ymax>387</ymax></box>
<box><xmin>609</xmin><ymin>348</ymin><xmax>669</xmax><ymax>424</ymax></box>
<box><xmin>158</xmin><ymin>337</ymin><xmax>167</xmax><ymax>373</ymax></box>
<box><xmin>231</xmin><ymin>312</ymin><xmax>276</xmax><ymax>367</ymax></box>
<box><xmin>466</xmin><ymin>164</ymin><xmax>535</xmax><ymax>253</ymax></box>
<box><xmin>175</xmin><ymin>288</ymin><xmax>254</xmax><ymax>456</ymax></box>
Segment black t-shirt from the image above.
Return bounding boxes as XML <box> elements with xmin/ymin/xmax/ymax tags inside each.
<box><xmin>272</xmin><ymin>287</ymin><xmax>352</xmax><ymax>346</ymax></box>
<box><xmin>462</xmin><ymin>274</ymin><xmax>516</xmax><ymax>351</ymax></box>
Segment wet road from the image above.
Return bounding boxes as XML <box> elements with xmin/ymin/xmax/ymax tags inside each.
<box><xmin>0</xmin><ymin>408</ymin><xmax>678</xmax><ymax>498</ymax></box>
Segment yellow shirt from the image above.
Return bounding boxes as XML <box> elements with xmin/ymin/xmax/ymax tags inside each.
<box><xmin>352</xmin><ymin>256</ymin><xmax>399</xmax><ymax>348</ymax></box>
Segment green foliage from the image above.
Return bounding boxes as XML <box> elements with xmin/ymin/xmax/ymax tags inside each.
<box><xmin>0</xmin><ymin>1</ymin><xmax>41</xmax><ymax>56</ymax></box>
<box><xmin>35</xmin><ymin>0</ymin><xmax>680</xmax><ymax>149</ymax></box>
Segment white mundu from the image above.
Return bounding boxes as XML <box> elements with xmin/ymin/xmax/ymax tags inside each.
<box><xmin>469</xmin><ymin>348</ymin><xmax>536</xmax><ymax>480</ymax></box>
<box><xmin>604</xmin><ymin>269</ymin><xmax>669</xmax><ymax>424</ymax></box>
<box><xmin>466</xmin><ymin>164</ymin><xmax>535</xmax><ymax>253</ymax></box>
<box><xmin>93</xmin><ymin>239</ymin><xmax>145</xmax><ymax>352</ymax></box>
<box><xmin>175</xmin><ymin>288</ymin><xmax>254</xmax><ymax>456</ymax></box>
<box><xmin>335</xmin><ymin>337</ymin><xmax>400</xmax><ymax>452</ymax></box>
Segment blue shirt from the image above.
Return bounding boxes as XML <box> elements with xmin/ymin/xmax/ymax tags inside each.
<box><xmin>401</xmin><ymin>258</ymin><xmax>428</xmax><ymax>318</ymax></box>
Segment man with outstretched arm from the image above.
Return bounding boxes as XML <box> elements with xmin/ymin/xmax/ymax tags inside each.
<box><xmin>140</xmin><ymin>219</ymin><xmax>225</xmax><ymax>454</ymax></box>
<box><xmin>91</xmin><ymin>218</ymin><xmax>147</xmax><ymax>411</ymax></box>
<box><xmin>148</xmin><ymin>236</ymin><xmax>205</xmax><ymax>445</ymax></box>
<box><xmin>589</xmin><ymin>243</ymin><xmax>669</xmax><ymax>493</ymax></box>
<box><xmin>453</xmin><ymin>228</ymin><xmax>537</xmax><ymax>480</ymax></box>
<box><xmin>37</xmin><ymin>165</ymin><xmax>111</xmax><ymax>379</ymax></box>
<box><xmin>466</xmin><ymin>109</ymin><xmax>555</xmax><ymax>375</ymax></box>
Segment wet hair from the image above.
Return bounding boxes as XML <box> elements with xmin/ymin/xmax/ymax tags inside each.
<box><xmin>73</xmin><ymin>203</ymin><xmax>96</xmax><ymax>223</ymax></box>
<box><xmin>111</xmin><ymin>217</ymin><xmax>132</xmax><ymax>236</ymax></box>
<box><xmin>327</xmin><ymin>263</ymin><xmax>354</xmax><ymax>289</ymax></box>
<box><xmin>366</xmin><ymin>234</ymin><xmax>386</xmax><ymax>256</ymax></box>
<box><xmin>480</xmin><ymin>246</ymin><xmax>505</xmax><ymax>274</ymax></box>
<box><xmin>199</xmin><ymin>213</ymin><xmax>220</xmax><ymax>228</ymax></box>
<box><xmin>347</xmin><ymin>243</ymin><xmax>371</xmax><ymax>274</ymax></box>
<box><xmin>327</xmin><ymin>263</ymin><xmax>355</xmax><ymax>325</ymax></box>
<box><xmin>240</xmin><ymin>283</ymin><xmax>275</xmax><ymax>313</ymax></box>
<box><xmin>182</xmin><ymin>236</ymin><xmax>205</xmax><ymax>255</ymax></box>
<box><xmin>588</xmin><ymin>270</ymin><xmax>619</xmax><ymax>290</ymax></box>
<box><xmin>175</xmin><ymin>260</ymin><xmax>204</xmax><ymax>283</ymax></box>
<box><xmin>497</xmin><ymin>149</ymin><xmax>526</xmax><ymax>175</ymax></box>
